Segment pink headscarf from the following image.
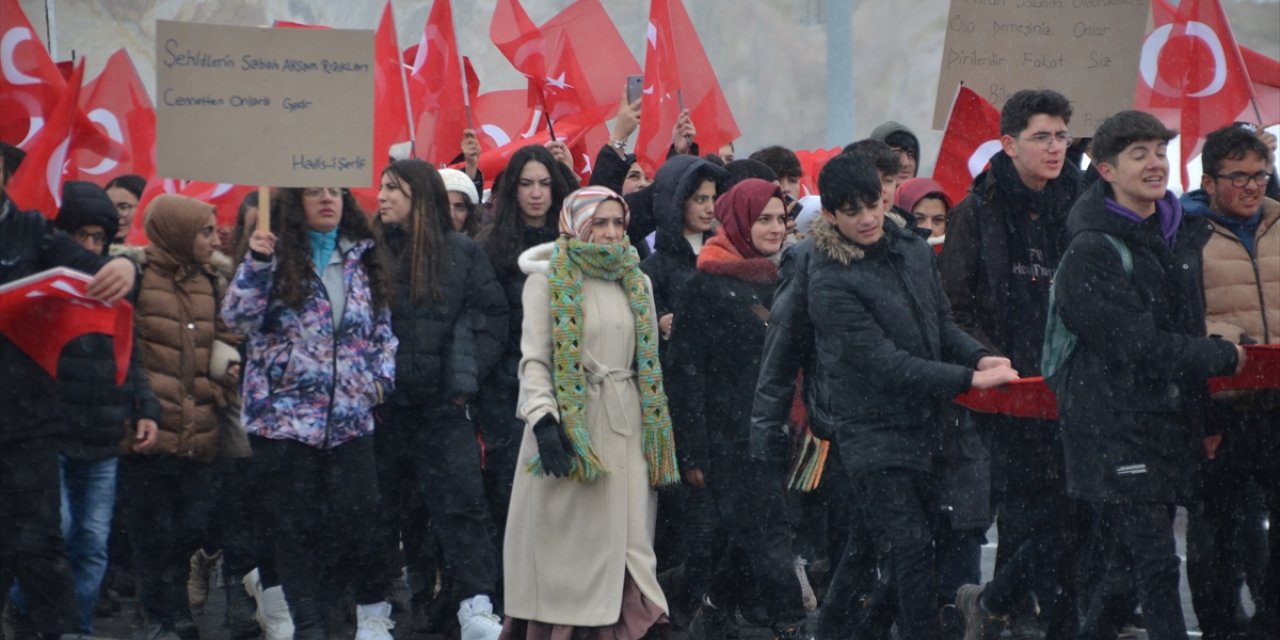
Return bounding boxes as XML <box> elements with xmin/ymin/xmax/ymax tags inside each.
<box><xmin>558</xmin><ymin>186</ymin><xmax>629</xmax><ymax>240</ymax></box>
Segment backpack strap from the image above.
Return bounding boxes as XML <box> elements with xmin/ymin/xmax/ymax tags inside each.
<box><xmin>1101</xmin><ymin>233</ymin><xmax>1133</xmax><ymax>279</ymax></box>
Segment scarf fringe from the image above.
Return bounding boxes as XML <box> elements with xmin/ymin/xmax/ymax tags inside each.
<box><xmin>541</xmin><ymin>237</ymin><xmax>679</xmax><ymax>488</ymax></box>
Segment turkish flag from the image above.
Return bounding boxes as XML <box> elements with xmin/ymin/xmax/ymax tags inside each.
<box><xmin>470</xmin><ymin>89</ymin><xmax>543</xmax><ymax>152</ymax></box>
<box><xmin>955</xmin><ymin>377</ymin><xmax>1059</xmax><ymax>420</ymax></box>
<box><xmin>490</xmin><ymin>0</ymin><xmax>545</xmax><ymax>85</ymax></box>
<box><xmin>636</xmin><ymin>0</ymin><xmax>740</xmax><ymax>174</ymax></box>
<box><xmin>455</xmin><ymin>116</ymin><xmax>594</xmax><ymax>190</ymax></box>
<box><xmin>409</xmin><ymin>0</ymin><xmax>468</xmax><ymax>166</ymax></box>
<box><xmin>0</xmin><ymin>267</ymin><xmax>134</xmax><ymax>386</ymax></box>
<box><xmin>69</xmin><ymin>48</ymin><xmax>156</xmax><ymax>184</ymax></box>
<box><xmin>6</xmin><ymin>60</ymin><xmax>97</xmax><ymax>220</ymax></box>
<box><xmin>1239</xmin><ymin>46</ymin><xmax>1280</xmax><ymax>126</ymax></box>
<box><xmin>933</xmin><ymin>85</ymin><xmax>1002</xmax><ymax>207</ymax></box>
<box><xmin>0</xmin><ymin>0</ymin><xmax>64</xmax><ymax>148</ymax></box>
<box><xmin>125</xmin><ymin>177</ymin><xmax>253</xmax><ymax>245</ymax></box>
<box><xmin>535</xmin><ymin>0</ymin><xmax>641</xmax><ymax>116</ymax></box>
<box><xmin>1134</xmin><ymin>0</ymin><xmax>1255</xmax><ymax>184</ymax></box>
<box><xmin>793</xmin><ymin>147</ymin><xmax>843</xmax><ymax>197</ymax></box>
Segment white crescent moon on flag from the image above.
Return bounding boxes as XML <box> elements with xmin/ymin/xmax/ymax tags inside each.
<box><xmin>79</xmin><ymin>109</ymin><xmax>123</xmax><ymax>176</ymax></box>
<box><xmin>968</xmin><ymin>140</ymin><xmax>1003</xmax><ymax>178</ymax></box>
<box><xmin>1139</xmin><ymin>21</ymin><xmax>1227</xmax><ymax>98</ymax></box>
<box><xmin>2</xmin><ymin>27</ymin><xmax>43</xmax><ymax>86</ymax></box>
<box><xmin>481</xmin><ymin>124</ymin><xmax>510</xmax><ymax>148</ymax></box>
<box><xmin>48</xmin><ymin>136</ymin><xmax>71</xmax><ymax>207</ymax></box>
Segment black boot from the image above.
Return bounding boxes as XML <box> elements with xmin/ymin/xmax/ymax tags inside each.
<box><xmin>289</xmin><ymin>596</ymin><xmax>326</xmax><ymax>640</ymax></box>
<box><xmin>223</xmin><ymin>580</ymin><xmax>258</xmax><ymax>640</ymax></box>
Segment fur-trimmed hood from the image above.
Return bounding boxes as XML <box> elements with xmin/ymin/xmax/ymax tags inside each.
<box><xmin>811</xmin><ymin>215</ymin><xmax>868</xmax><ymax>266</ymax></box>
<box><xmin>518</xmin><ymin>241</ymin><xmax>555</xmax><ymax>275</ymax></box>
<box><xmin>810</xmin><ymin>212</ymin><xmax>915</xmax><ymax>266</ymax></box>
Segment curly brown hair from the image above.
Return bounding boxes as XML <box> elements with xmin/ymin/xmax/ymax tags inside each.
<box><xmin>269</xmin><ymin>187</ymin><xmax>392</xmax><ymax>313</ymax></box>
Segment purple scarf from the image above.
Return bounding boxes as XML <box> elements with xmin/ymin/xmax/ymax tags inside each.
<box><xmin>1104</xmin><ymin>190</ymin><xmax>1182</xmax><ymax>249</ymax></box>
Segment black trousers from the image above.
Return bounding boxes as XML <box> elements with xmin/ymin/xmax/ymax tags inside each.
<box><xmin>119</xmin><ymin>454</ymin><xmax>217</xmax><ymax>627</ymax></box>
<box><xmin>1079</xmin><ymin>503</ymin><xmax>1186</xmax><ymax>640</ymax></box>
<box><xmin>681</xmin><ymin>447</ymin><xmax>806</xmax><ymax>624</ymax></box>
<box><xmin>1187</xmin><ymin>407</ymin><xmax>1279</xmax><ymax>637</ymax></box>
<box><xmin>856</xmin><ymin>468</ymin><xmax>946</xmax><ymax>640</ymax></box>
<box><xmin>0</xmin><ymin>435</ymin><xmax>79</xmax><ymax>635</ymax></box>
<box><xmin>250</xmin><ymin>435</ymin><xmax>385</xmax><ymax>607</ymax></box>
<box><xmin>980</xmin><ymin>467</ymin><xmax>1085</xmax><ymax>640</ymax></box>
<box><xmin>374</xmin><ymin>403</ymin><xmax>497</xmax><ymax>606</ymax></box>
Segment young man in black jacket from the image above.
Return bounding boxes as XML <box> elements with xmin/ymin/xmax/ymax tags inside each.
<box><xmin>752</xmin><ymin>153</ymin><xmax>1018</xmax><ymax>640</ymax></box>
<box><xmin>1053</xmin><ymin>111</ymin><xmax>1244</xmax><ymax>640</ymax></box>
<box><xmin>0</xmin><ymin>144</ymin><xmax>139</xmax><ymax>638</ymax></box>
<box><xmin>7</xmin><ymin>182</ymin><xmax>161</xmax><ymax>635</ymax></box>
<box><xmin>939</xmin><ymin>89</ymin><xmax>1086</xmax><ymax>638</ymax></box>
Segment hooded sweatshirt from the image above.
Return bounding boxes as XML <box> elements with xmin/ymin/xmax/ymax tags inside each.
<box><xmin>638</xmin><ymin>155</ymin><xmax>728</xmax><ymax>318</ymax></box>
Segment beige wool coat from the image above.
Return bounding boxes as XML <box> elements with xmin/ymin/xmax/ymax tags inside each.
<box><xmin>503</xmin><ymin>242</ymin><xmax>668</xmax><ymax>626</ymax></box>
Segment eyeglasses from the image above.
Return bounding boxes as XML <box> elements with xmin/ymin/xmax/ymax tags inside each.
<box><xmin>114</xmin><ymin>202</ymin><xmax>137</xmax><ymax>214</ymax></box>
<box><xmin>72</xmin><ymin>230</ymin><xmax>108</xmax><ymax>245</ymax></box>
<box><xmin>302</xmin><ymin>187</ymin><xmax>344</xmax><ymax>199</ymax></box>
<box><xmin>1021</xmin><ymin>131</ymin><xmax>1073</xmax><ymax>149</ymax></box>
<box><xmin>1212</xmin><ymin>171</ymin><xmax>1270</xmax><ymax>188</ymax></box>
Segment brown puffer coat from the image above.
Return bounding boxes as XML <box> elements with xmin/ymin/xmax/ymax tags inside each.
<box><xmin>133</xmin><ymin>195</ymin><xmax>221</xmax><ymax>461</ymax></box>
<box><xmin>1201</xmin><ymin>197</ymin><xmax>1280</xmax><ymax>346</ymax></box>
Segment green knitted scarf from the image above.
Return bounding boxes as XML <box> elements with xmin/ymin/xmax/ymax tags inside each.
<box><xmin>526</xmin><ymin>237</ymin><xmax>680</xmax><ymax>487</ymax></box>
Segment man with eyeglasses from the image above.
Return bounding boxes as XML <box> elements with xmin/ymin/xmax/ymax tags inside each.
<box><xmin>940</xmin><ymin>89</ymin><xmax>1086</xmax><ymax>638</ymax></box>
<box><xmin>1180</xmin><ymin>123</ymin><xmax>1280</xmax><ymax>638</ymax></box>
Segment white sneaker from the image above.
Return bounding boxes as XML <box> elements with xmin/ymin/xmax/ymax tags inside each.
<box><xmin>355</xmin><ymin>601</ymin><xmax>396</xmax><ymax>640</ymax></box>
<box><xmin>243</xmin><ymin>569</ymin><xmax>294</xmax><ymax>640</ymax></box>
<box><xmin>458</xmin><ymin>595</ymin><xmax>503</xmax><ymax>640</ymax></box>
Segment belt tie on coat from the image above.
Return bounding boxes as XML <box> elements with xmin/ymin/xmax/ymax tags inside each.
<box><xmin>583</xmin><ymin>351</ymin><xmax>635</xmax><ymax>436</ymax></box>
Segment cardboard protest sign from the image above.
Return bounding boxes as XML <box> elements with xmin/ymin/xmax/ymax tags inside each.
<box><xmin>933</xmin><ymin>0</ymin><xmax>1149</xmax><ymax>136</ymax></box>
<box><xmin>156</xmin><ymin>20</ymin><xmax>374</xmax><ymax>187</ymax></box>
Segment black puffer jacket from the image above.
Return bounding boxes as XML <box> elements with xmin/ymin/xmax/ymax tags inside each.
<box><xmin>56</xmin><ymin>338</ymin><xmax>161</xmax><ymax>460</ymax></box>
<box><xmin>474</xmin><ymin>220</ymin><xmax>558</xmax><ymax>449</ymax></box>
<box><xmin>939</xmin><ymin>152</ymin><xmax>1080</xmax><ymax>355</ymax></box>
<box><xmin>667</xmin><ymin>270</ymin><xmax>775</xmax><ymax>472</ymax></box>
<box><xmin>0</xmin><ymin>195</ymin><xmax>115</xmax><ymax>442</ymax></box>
<box><xmin>751</xmin><ymin>217</ymin><xmax>988</xmax><ymax>478</ymax></box>
<box><xmin>53</xmin><ymin>182</ymin><xmax>160</xmax><ymax>459</ymax></box>
<box><xmin>383</xmin><ymin>226</ymin><xmax>508</xmax><ymax>407</ymax></box>
<box><xmin>1054</xmin><ymin>182</ymin><xmax>1239</xmax><ymax>504</ymax></box>
<box><xmin>639</xmin><ymin>155</ymin><xmax>727</xmax><ymax>318</ymax></box>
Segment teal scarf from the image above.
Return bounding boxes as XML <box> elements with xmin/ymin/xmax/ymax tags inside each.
<box><xmin>307</xmin><ymin>228</ymin><xmax>338</xmax><ymax>273</ymax></box>
<box><xmin>527</xmin><ymin>237</ymin><xmax>680</xmax><ymax>487</ymax></box>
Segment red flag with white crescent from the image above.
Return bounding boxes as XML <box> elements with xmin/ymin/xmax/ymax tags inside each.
<box><xmin>933</xmin><ymin>85</ymin><xmax>1002</xmax><ymax>207</ymax></box>
<box><xmin>0</xmin><ymin>267</ymin><xmax>134</xmax><ymax>386</ymax></box>
<box><xmin>70</xmin><ymin>48</ymin><xmax>156</xmax><ymax>184</ymax></box>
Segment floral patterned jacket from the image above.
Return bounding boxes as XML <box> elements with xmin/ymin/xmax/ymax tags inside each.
<box><xmin>221</xmin><ymin>240</ymin><xmax>397</xmax><ymax>449</ymax></box>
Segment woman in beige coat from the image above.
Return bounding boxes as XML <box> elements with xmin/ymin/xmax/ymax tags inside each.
<box><xmin>502</xmin><ymin>187</ymin><xmax>680</xmax><ymax>637</ymax></box>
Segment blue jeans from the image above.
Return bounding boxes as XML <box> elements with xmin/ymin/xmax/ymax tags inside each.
<box><xmin>9</xmin><ymin>455</ymin><xmax>118</xmax><ymax>634</ymax></box>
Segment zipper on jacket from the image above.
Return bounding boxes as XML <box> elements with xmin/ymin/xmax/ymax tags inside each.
<box><xmin>1219</xmin><ymin>226</ymin><xmax>1271</xmax><ymax>344</ymax></box>
<box><xmin>315</xmin><ymin>273</ymin><xmax>339</xmax><ymax>449</ymax></box>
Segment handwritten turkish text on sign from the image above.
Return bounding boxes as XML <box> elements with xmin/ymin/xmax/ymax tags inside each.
<box><xmin>156</xmin><ymin>20</ymin><xmax>374</xmax><ymax>187</ymax></box>
<box><xmin>933</xmin><ymin>0</ymin><xmax>1149</xmax><ymax>136</ymax></box>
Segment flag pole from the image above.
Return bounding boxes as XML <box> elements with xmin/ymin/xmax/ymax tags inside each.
<box><xmin>392</xmin><ymin>2</ymin><xmax>417</xmax><ymax>159</ymax></box>
<box><xmin>256</xmin><ymin>186</ymin><xmax>270</xmax><ymax>234</ymax></box>
<box><xmin>448</xmin><ymin>3</ymin><xmax>473</xmax><ymax>131</ymax></box>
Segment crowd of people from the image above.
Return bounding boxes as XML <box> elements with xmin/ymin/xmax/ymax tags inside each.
<box><xmin>0</xmin><ymin>87</ymin><xmax>1277</xmax><ymax>640</ymax></box>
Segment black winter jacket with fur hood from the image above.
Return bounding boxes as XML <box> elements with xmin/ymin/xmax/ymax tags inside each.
<box><xmin>751</xmin><ymin>216</ymin><xmax>988</xmax><ymax>478</ymax></box>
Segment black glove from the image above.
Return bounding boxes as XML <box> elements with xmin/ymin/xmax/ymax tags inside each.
<box><xmin>532</xmin><ymin>414</ymin><xmax>573</xmax><ymax>478</ymax></box>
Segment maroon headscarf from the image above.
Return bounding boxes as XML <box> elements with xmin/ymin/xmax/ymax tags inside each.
<box><xmin>894</xmin><ymin>177</ymin><xmax>952</xmax><ymax>214</ymax></box>
<box><xmin>713</xmin><ymin>178</ymin><xmax>784</xmax><ymax>258</ymax></box>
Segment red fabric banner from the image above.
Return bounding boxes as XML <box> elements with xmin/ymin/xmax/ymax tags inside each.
<box><xmin>0</xmin><ymin>268</ymin><xmax>133</xmax><ymax>386</ymax></box>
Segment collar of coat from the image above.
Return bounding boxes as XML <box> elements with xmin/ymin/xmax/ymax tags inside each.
<box><xmin>518</xmin><ymin>241</ymin><xmax>555</xmax><ymax>275</ymax></box>
<box><xmin>811</xmin><ymin>209</ymin><xmax>910</xmax><ymax>266</ymax></box>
